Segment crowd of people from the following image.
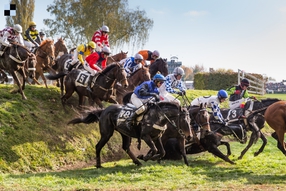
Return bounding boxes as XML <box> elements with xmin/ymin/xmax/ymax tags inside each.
<box><xmin>265</xmin><ymin>82</ymin><xmax>286</xmax><ymax>92</ymax></box>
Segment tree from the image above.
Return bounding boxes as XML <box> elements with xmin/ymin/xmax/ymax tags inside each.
<box><xmin>6</xmin><ymin>0</ymin><xmax>35</xmax><ymax>30</ymax></box>
<box><xmin>44</xmin><ymin>0</ymin><xmax>153</xmax><ymax>49</ymax></box>
<box><xmin>181</xmin><ymin>65</ymin><xmax>193</xmax><ymax>81</ymax></box>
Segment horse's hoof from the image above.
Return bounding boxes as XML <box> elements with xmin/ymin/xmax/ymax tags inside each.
<box><xmin>137</xmin><ymin>154</ymin><xmax>144</xmax><ymax>160</ymax></box>
<box><xmin>150</xmin><ymin>154</ymin><xmax>161</xmax><ymax>161</ymax></box>
<box><xmin>96</xmin><ymin>165</ymin><xmax>103</xmax><ymax>168</ymax></box>
<box><xmin>135</xmin><ymin>161</ymin><xmax>142</xmax><ymax>166</ymax></box>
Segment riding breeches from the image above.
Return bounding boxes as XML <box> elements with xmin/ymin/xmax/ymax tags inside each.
<box><xmin>24</xmin><ymin>40</ymin><xmax>35</xmax><ymax>51</ymax></box>
<box><xmin>83</xmin><ymin>61</ymin><xmax>97</xmax><ymax>76</ymax></box>
<box><xmin>130</xmin><ymin>93</ymin><xmax>148</xmax><ymax>115</ymax></box>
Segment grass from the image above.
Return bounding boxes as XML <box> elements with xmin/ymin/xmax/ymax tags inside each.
<box><xmin>0</xmin><ymin>84</ymin><xmax>285</xmax><ymax>190</ymax></box>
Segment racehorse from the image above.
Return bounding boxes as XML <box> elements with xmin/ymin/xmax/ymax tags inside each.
<box><xmin>34</xmin><ymin>39</ymin><xmax>55</xmax><ymax>88</ymax></box>
<box><xmin>47</xmin><ymin>63</ymin><xmax>128</xmax><ymax>108</ymax></box>
<box><xmin>264</xmin><ymin>100</ymin><xmax>286</xmax><ymax>156</ymax></box>
<box><xmin>219</xmin><ymin>98</ymin><xmax>280</xmax><ymax>159</ymax></box>
<box><xmin>54</xmin><ymin>37</ymin><xmax>68</xmax><ymax>58</ymax></box>
<box><xmin>0</xmin><ymin>42</ymin><xmax>37</xmax><ymax>99</ymax></box>
<box><xmin>68</xmin><ymin>101</ymin><xmax>191</xmax><ymax>168</ymax></box>
<box><xmin>163</xmin><ymin>109</ymin><xmax>247</xmax><ymax>164</ymax></box>
<box><xmin>114</xmin><ymin>66</ymin><xmax>151</xmax><ymax>104</ymax></box>
<box><xmin>106</xmin><ymin>51</ymin><xmax>128</xmax><ymax>66</ymax></box>
<box><xmin>148</xmin><ymin>58</ymin><xmax>168</xmax><ymax>78</ymax></box>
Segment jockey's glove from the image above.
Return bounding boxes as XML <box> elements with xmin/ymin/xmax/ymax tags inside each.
<box><xmin>149</xmin><ymin>93</ymin><xmax>160</xmax><ymax>102</ymax></box>
<box><xmin>235</xmin><ymin>90</ymin><xmax>241</xmax><ymax>94</ymax></box>
<box><xmin>177</xmin><ymin>91</ymin><xmax>184</xmax><ymax>96</ymax></box>
<box><xmin>250</xmin><ymin>96</ymin><xmax>257</xmax><ymax>100</ymax></box>
<box><xmin>182</xmin><ymin>90</ymin><xmax>186</xmax><ymax>95</ymax></box>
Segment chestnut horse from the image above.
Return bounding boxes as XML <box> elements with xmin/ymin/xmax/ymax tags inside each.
<box><xmin>106</xmin><ymin>51</ymin><xmax>128</xmax><ymax>66</ymax></box>
<box><xmin>34</xmin><ymin>39</ymin><xmax>55</xmax><ymax>88</ymax></box>
<box><xmin>54</xmin><ymin>37</ymin><xmax>68</xmax><ymax>58</ymax></box>
<box><xmin>0</xmin><ymin>43</ymin><xmax>37</xmax><ymax>99</ymax></box>
<box><xmin>265</xmin><ymin>100</ymin><xmax>286</xmax><ymax>156</ymax></box>
<box><xmin>114</xmin><ymin>66</ymin><xmax>151</xmax><ymax>104</ymax></box>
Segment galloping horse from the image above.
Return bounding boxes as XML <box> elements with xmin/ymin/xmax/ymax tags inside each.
<box><xmin>0</xmin><ymin>43</ymin><xmax>37</xmax><ymax>99</ymax></box>
<box><xmin>68</xmin><ymin>101</ymin><xmax>191</xmax><ymax>167</ymax></box>
<box><xmin>114</xmin><ymin>66</ymin><xmax>151</xmax><ymax>104</ymax></box>
<box><xmin>34</xmin><ymin>39</ymin><xmax>55</xmax><ymax>88</ymax></box>
<box><xmin>264</xmin><ymin>100</ymin><xmax>286</xmax><ymax>156</ymax></box>
<box><xmin>47</xmin><ymin>63</ymin><xmax>128</xmax><ymax>108</ymax></box>
<box><xmin>148</xmin><ymin>58</ymin><xmax>168</xmax><ymax>78</ymax></box>
<box><xmin>106</xmin><ymin>51</ymin><xmax>128</xmax><ymax>66</ymax></box>
<box><xmin>219</xmin><ymin>98</ymin><xmax>280</xmax><ymax>159</ymax></box>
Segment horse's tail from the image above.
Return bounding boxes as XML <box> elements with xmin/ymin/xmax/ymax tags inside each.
<box><xmin>123</xmin><ymin>92</ymin><xmax>133</xmax><ymax>105</ymax></box>
<box><xmin>67</xmin><ymin>110</ymin><xmax>103</xmax><ymax>125</ymax></box>
<box><xmin>46</xmin><ymin>72</ymin><xmax>67</xmax><ymax>80</ymax></box>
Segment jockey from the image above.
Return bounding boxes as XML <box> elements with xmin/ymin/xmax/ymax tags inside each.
<box><xmin>84</xmin><ymin>46</ymin><xmax>111</xmax><ymax>93</ymax></box>
<box><xmin>123</xmin><ymin>53</ymin><xmax>143</xmax><ymax>77</ymax></box>
<box><xmin>226</xmin><ymin>78</ymin><xmax>256</xmax><ymax>110</ymax></box>
<box><xmin>126</xmin><ymin>73</ymin><xmax>166</xmax><ymax>129</ymax></box>
<box><xmin>159</xmin><ymin>67</ymin><xmax>186</xmax><ymax>105</ymax></box>
<box><xmin>138</xmin><ymin>50</ymin><xmax>160</xmax><ymax>66</ymax></box>
<box><xmin>191</xmin><ymin>90</ymin><xmax>228</xmax><ymax>125</ymax></box>
<box><xmin>91</xmin><ymin>25</ymin><xmax>110</xmax><ymax>52</ymax></box>
<box><xmin>0</xmin><ymin>24</ymin><xmax>24</xmax><ymax>56</ymax></box>
<box><xmin>23</xmin><ymin>21</ymin><xmax>41</xmax><ymax>51</ymax></box>
<box><xmin>68</xmin><ymin>41</ymin><xmax>96</xmax><ymax>71</ymax></box>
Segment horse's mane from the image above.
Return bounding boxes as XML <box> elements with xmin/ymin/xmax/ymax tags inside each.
<box><xmin>102</xmin><ymin>63</ymin><xmax>117</xmax><ymax>74</ymax></box>
<box><xmin>129</xmin><ymin>66</ymin><xmax>149</xmax><ymax>78</ymax></box>
<box><xmin>157</xmin><ymin>101</ymin><xmax>180</xmax><ymax>110</ymax></box>
<box><xmin>40</xmin><ymin>39</ymin><xmax>53</xmax><ymax>47</ymax></box>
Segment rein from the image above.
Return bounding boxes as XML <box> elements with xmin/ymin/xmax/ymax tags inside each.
<box><xmin>9</xmin><ymin>47</ymin><xmax>28</xmax><ymax>64</ymax></box>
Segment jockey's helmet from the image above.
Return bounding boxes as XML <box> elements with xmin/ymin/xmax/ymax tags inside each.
<box><xmin>241</xmin><ymin>78</ymin><xmax>250</xmax><ymax>87</ymax></box>
<box><xmin>102</xmin><ymin>47</ymin><xmax>111</xmax><ymax>55</ymax></box>
<box><xmin>173</xmin><ymin>67</ymin><xmax>185</xmax><ymax>76</ymax></box>
<box><xmin>39</xmin><ymin>32</ymin><xmax>45</xmax><ymax>36</ymax></box>
<box><xmin>152</xmin><ymin>50</ymin><xmax>160</xmax><ymax>57</ymax></box>
<box><xmin>134</xmin><ymin>53</ymin><xmax>143</xmax><ymax>61</ymax></box>
<box><xmin>88</xmin><ymin>41</ymin><xmax>96</xmax><ymax>49</ymax></box>
<box><xmin>217</xmin><ymin>89</ymin><xmax>228</xmax><ymax>99</ymax></box>
<box><xmin>153</xmin><ymin>74</ymin><xmax>166</xmax><ymax>82</ymax></box>
<box><xmin>13</xmin><ymin>24</ymin><xmax>22</xmax><ymax>33</ymax></box>
<box><xmin>101</xmin><ymin>25</ymin><xmax>109</xmax><ymax>33</ymax></box>
<box><xmin>29</xmin><ymin>21</ymin><xmax>37</xmax><ymax>27</ymax></box>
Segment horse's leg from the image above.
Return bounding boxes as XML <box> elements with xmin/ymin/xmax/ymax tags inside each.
<box><xmin>177</xmin><ymin>137</ymin><xmax>189</xmax><ymax>165</ymax></box>
<box><xmin>60</xmin><ymin>77</ymin><xmax>64</xmax><ymax>96</ymax></box>
<box><xmin>238</xmin><ymin>131</ymin><xmax>257</xmax><ymax>160</ymax></box>
<box><xmin>95</xmin><ymin>125</ymin><xmax>114</xmax><ymax>168</ymax></box>
<box><xmin>121</xmin><ymin>134</ymin><xmax>142</xmax><ymax>166</ymax></box>
<box><xmin>61</xmin><ymin>88</ymin><xmax>74</xmax><ymax>109</ymax></box>
<box><xmin>141</xmin><ymin>134</ymin><xmax>158</xmax><ymax>161</ymax></box>
<box><xmin>93</xmin><ymin>97</ymin><xmax>104</xmax><ymax>108</ymax></box>
<box><xmin>274</xmin><ymin>129</ymin><xmax>286</xmax><ymax>155</ymax></box>
<box><xmin>220</xmin><ymin>141</ymin><xmax>231</xmax><ymax>156</ymax></box>
<box><xmin>150</xmin><ymin>137</ymin><xmax>165</xmax><ymax>161</ymax></box>
<box><xmin>254</xmin><ymin>132</ymin><xmax>267</xmax><ymax>157</ymax></box>
<box><xmin>39</xmin><ymin>70</ymin><xmax>49</xmax><ymax>88</ymax></box>
<box><xmin>11</xmin><ymin>71</ymin><xmax>27</xmax><ymax>100</ymax></box>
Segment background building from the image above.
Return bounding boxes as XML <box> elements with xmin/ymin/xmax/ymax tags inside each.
<box><xmin>167</xmin><ymin>56</ymin><xmax>182</xmax><ymax>74</ymax></box>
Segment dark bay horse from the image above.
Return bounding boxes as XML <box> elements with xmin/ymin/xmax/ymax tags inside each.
<box><xmin>34</xmin><ymin>39</ymin><xmax>55</xmax><ymax>88</ymax></box>
<box><xmin>68</xmin><ymin>101</ymin><xmax>191</xmax><ymax>168</ymax></box>
<box><xmin>47</xmin><ymin>63</ymin><xmax>128</xmax><ymax>108</ymax></box>
<box><xmin>218</xmin><ymin>98</ymin><xmax>280</xmax><ymax>159</ymax></box>
<box><xmin>148</xmin><ymin>58</ymin><xmax>168</xmax><ymax>78</ymax></box>
<box><xmin>54</xmin><ymin>37</ymin><xmax>68</xmax><ymax>58</ymax></box>
<box><xmin>106</xmin><ymin>51</ymin><xmax>128</xmax><ymax>66</ymax></box>
<box><xmin>264</xmin><ymin>100</ymin><xmax>286</xmax><ymax>156</ymax></box>
<box><xmin>0</xmin><ymin>43</ymin><xmax>37</xmax><ymax>99</ymax></box>
<box><xmin>114</xmin><ymin>66</ymin><xmax>151</xmax><ymax>104</ymax></box>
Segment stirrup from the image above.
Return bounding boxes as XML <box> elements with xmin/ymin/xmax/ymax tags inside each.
<box><xmin>86</xmin><ymin>86</ymin><xmax>92</xmax><ymax>93</ymax></box>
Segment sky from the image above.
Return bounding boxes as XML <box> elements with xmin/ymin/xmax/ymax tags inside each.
<box><xmin>1</xmin><ymin>0</ymin><xmax>286</xmax><ymax>82</ymax></box>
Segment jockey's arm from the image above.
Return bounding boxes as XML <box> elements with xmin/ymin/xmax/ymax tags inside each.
<box><xmin>90</xmin><ymin>63</ymin><xmax>102</xmax><ymax>71</ymax></box>
<box><xmin>138</xmin><ymin>84</ymin><xmax>151</xmax><ymax>96</ymax></box>
<box><xmin>78</xmin><ymin>52</ymin><xmax>85</xmax><ymax>64</ymax></box>
<box><xmin>16</xmin><ymin>35</ymin><xmax>24</xmax><ymax>46</ymax></box>
<box><xmin>211</xmin><ymin>102</ymin><xmax>225</xmax><ymax>123</ymax></box>
<box><xmin>2</xmin><ymin>32</ymin><xmax>11</xmax><ymax>46</ymax></box>
<box><xmin>165</xmin><ymin>76</ymin><xmax>176</xmax><ymax>94</ymax></box>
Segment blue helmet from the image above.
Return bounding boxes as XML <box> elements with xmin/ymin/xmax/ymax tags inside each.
<box><xmin>153</xmin><ymin>74</ymin><xmax>166</xmax><ymax>82</ymax></box>
<box><xmin>217</xmin><ymin>89</ymin><xmax>228</xmax><ymax>99</ymax></box>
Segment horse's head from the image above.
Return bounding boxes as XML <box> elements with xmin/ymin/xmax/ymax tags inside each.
<box><xmin>128</xmin><ymin>66</ymin><xmax>151</xmax><ymax>87</ymax></box>
<box><xmin>26</xmin><ymin>53</ymin><xmax>37</xmax><ymax>79</ymax></box>
<box><xmin>106</xmin><ymin>51</ymin><xmax>128</xmax><ymax>66</ymax></box>
<box><xmin>54</xmin><ymin>37</ymin><xmax>68</xmax><ymax>56</ymax></box>
<box><xmin>149</xmin><ymin>58</ymin><xmax>168</xmax><ymax>78</ymax></box>
<box><xmin>195</xmin><ymin>103</ymin><xmax>211</xmax><ymax>133</ymax></box>
<box><xmin>38</xmin><ymin>39</ymin><xmax>55</xmax><ymax>61</ymax></box>
<box><xmin>178</xmin><ymin>107</ymin><xmax>192</xmax><ymax>140</ymax></box>
<box><xmin>103</xmin><ymin>63</ymin><xmax>128</xmax><ymax>88</ymax></box>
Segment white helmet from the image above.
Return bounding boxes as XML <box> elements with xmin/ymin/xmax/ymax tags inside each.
<box><xmin>173</xmin><ymin>67</ymin><xmax>185</xmax><ymax>76</ymax></box>
<box><xmin>13</xmin><ymin>24</ymin><xmax>22</xmax><ymax>33</ymax></box>
<box><xmin>134</xmin><ymin>53</ymin><xmax>143</xmax><ymax>60</ymax></box>
<box><xmin>152</xmin><ymin>50</ymin><xmax>160</xmax><ymax>57</ymax></box>
<box><xmin>102</xmin><ymin>46</ymin><xmax>111</xmax><ymax>54</ymax></box>
<box><xmin>101</xmin><ymin>25</ymin><xmax>109</xmax><ymax>32</ymax></box>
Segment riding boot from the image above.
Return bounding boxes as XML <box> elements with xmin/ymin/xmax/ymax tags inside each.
<box><xmin>126</xmin><ymin>112</ymin><xmax>139</xmax><ymax>130</ymax></box>
<box><xmin>67</xmin><ymin>64</ymin><xmax>74</xmax><ymax>72</ymax></box>
<box><xmin>86</xmin><ymin>75</ymin><xmax>94</xmax><ymax>93</ymax></box>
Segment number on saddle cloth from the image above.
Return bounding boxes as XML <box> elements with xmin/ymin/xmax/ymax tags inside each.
<box><xmin>226</xmin><ymin>108</ymin><xmax>244</xmax><ymax>121</ymax></box>
<box><xmin>117</xmin><ymin>104</ymin><xmax>137</xmax><ymax>126</ymax></box>
<box><xmin>64</xmin><ymin>59</ymin><xmax>73</xmax><ymax>70</ymax></box>
<box><xmin>75</xmin><ymin>70</ymin><xmax>90</xmax><ymax>86</ymax></box>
